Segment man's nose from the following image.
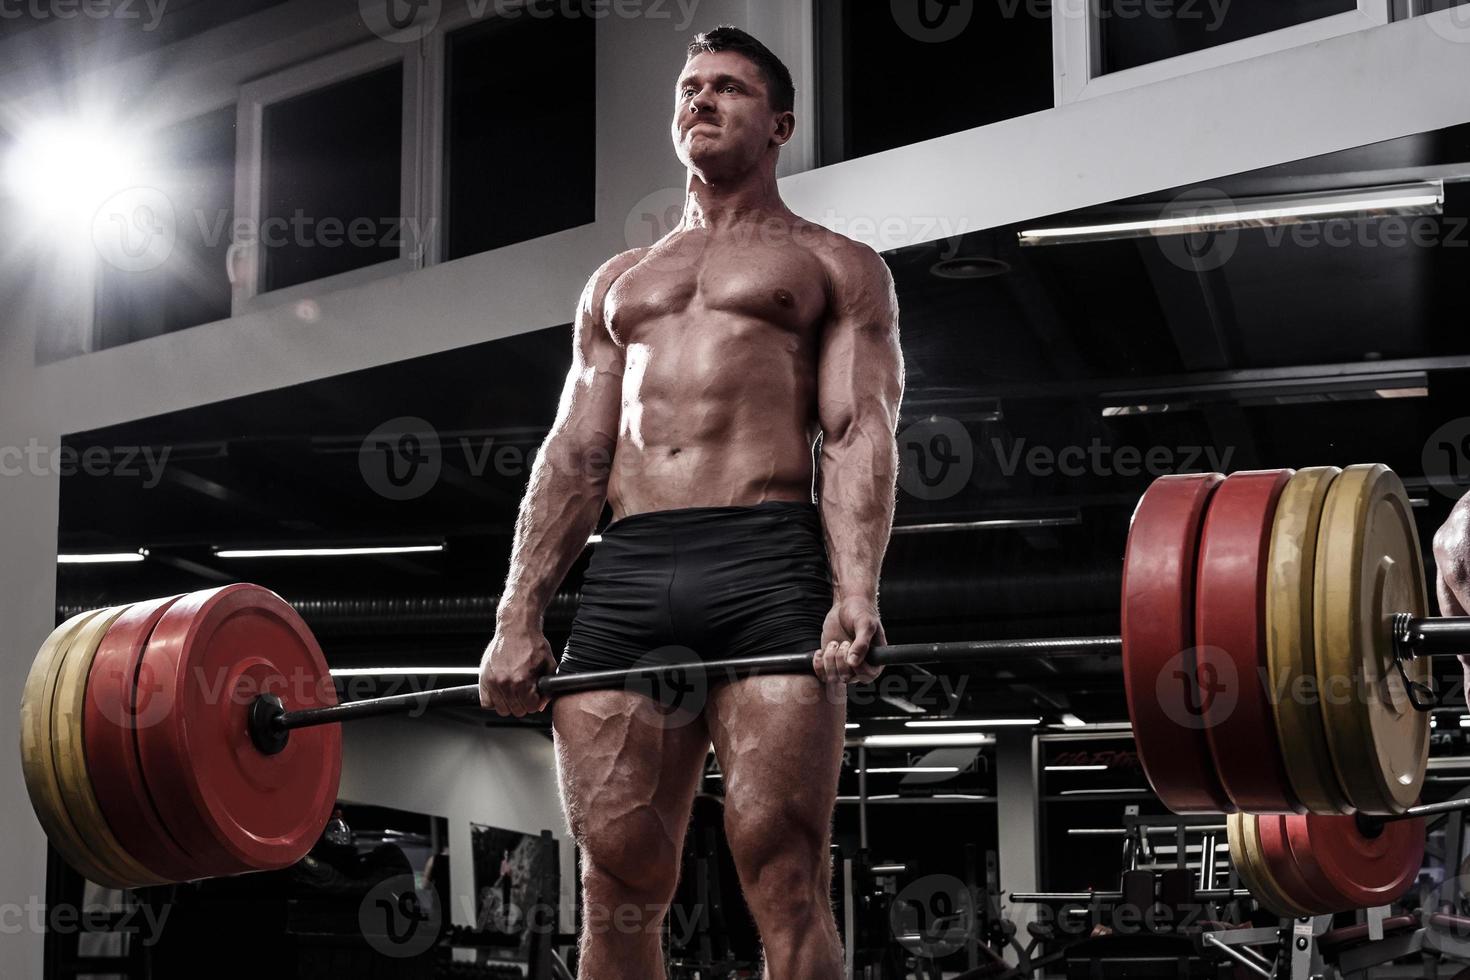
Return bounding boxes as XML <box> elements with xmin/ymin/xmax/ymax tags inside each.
<box><xmin>689</xmin><ymin>89</ymin><xmax>716</xmax><ymax>116</ymax></box>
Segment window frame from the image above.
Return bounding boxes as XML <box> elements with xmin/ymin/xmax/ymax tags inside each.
<box><xmin>1052</xmin><ymin>0</ymin><xmax>1394</xmax><ymax>105</ymax></box>
<box><xmin>232</xmin><ymin>38</ymin><xmax>425</xmax><ymax>315</ymax></box>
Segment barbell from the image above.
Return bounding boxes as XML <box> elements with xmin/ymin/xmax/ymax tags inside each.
<box><xmin>17</xmin><ymin>463</ymin><xmax>1470</xmax><ymax>915</ymax></box>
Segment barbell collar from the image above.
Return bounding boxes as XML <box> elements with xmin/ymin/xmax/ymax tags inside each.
<box><xmin>1394</xmin><ymin>615</ymin><xmax>1470</xmax><ymax>658</ymax></box>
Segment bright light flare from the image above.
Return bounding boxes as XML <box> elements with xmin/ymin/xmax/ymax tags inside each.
<box><xmin>5</xmin><ymin>120</ymin><xmax>143</xmax><ymax>227</ymax></box>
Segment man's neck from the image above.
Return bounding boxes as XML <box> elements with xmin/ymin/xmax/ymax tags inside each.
<box><xmin>681</xmin><ymin>172</ymin><xmax>787</xmax><ymax>230</ymax></box>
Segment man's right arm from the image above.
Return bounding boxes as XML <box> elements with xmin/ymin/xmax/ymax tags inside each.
<box><xmin>1433</xmin><ymin>493</ymin><xmax>1470</xmax><ymax>704</ymax></box>
<box><xmin>479</xmin><ymin>251</ymin><xmax>639</xmax><ymax>716</ymax></box>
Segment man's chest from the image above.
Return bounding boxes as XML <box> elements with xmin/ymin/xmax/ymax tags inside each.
<box><xmin>604</xmin><ymin>237</ymin><xmax>829</xmax><ymax>343</ymax></box>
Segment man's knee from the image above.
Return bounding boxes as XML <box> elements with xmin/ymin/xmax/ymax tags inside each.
<box><xmin>725</xmin><ymin>804</ymin><xmax>831</xmax><ymax>920</ymax></box>
<box><xmin>739</xmin><ymin>848</ymin><xmax>831</xmax><ymax>925</ymax></box>
<box><xmin>576</xmin><ymin>805</ymin><xmax>682</xmax><ymax>905</ymax></box>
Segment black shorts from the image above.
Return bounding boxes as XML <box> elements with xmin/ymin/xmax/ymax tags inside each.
<box><xmin>558</xmin><ymin>501</ymin><xmax>833</xmax><ymax>675</ymax></box>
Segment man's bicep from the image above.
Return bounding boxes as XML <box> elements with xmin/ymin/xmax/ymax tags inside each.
<box><xmin>817</xmin><ymin>248</ymin><xmax>903</xmax><ymax>438</ymax></box>
<box><xmin>550</xmin><ymin>261</ymin><xmax>630</xmax><ymax>436</ymax></box>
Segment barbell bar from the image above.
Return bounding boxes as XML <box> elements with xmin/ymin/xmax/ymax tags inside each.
<box><xmin>246</xmin><ymin>619</ymin><xmax>1469</xmax><ymax>756</ymax></box>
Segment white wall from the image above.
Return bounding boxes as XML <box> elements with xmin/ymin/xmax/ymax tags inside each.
<box><xmin>338</xmin><ymin>717</ymin><xmax>576</xmax><ymax>930</ymax></box>
<box><xmin>5</xmin><ymin>2</ymin><xmax>1470</xmax><ymax>973</ymax></box>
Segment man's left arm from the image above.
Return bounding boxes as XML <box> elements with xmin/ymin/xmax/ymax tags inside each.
<box><xmin>812</xmin><ymin>242</ymin><xmax>904</xmax><ymax>684</ymax></box>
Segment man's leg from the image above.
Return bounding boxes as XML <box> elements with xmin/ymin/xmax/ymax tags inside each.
<box><xmin>552</xmin><ymin>691</ymin><xmax>709</xmax><ymax>978</ymax></box>
<box><xmin>707</xmin><ymin>675</ymin><xmax>846</xmax><ymax>979</ymax></box>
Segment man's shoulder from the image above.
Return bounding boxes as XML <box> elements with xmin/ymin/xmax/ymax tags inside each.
<box><xmin>593</xmin><ymin>247</ymin><xmax>650</xmax><ymax>284</ymax></box>
<box><xmin>794</xmin><ymin>221</ymin><xmax>891</xmax><ymax>291</ymax></box>
<box><xmin>580</xmin><ymin>248</ymin><xmax>649</xmax><ymax>311</ymax></box>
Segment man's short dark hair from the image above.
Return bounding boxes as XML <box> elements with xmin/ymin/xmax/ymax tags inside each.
<box><xmin>686</xmin><ymin>25</ymin><xmax>795</xmax><ymax>115</ymax></box>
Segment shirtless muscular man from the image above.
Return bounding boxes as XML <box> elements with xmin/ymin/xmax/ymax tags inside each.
<box><xmin>479</xmin><ymin>26</ymin><xmax>905</xmax><ymax>979</ymax></box>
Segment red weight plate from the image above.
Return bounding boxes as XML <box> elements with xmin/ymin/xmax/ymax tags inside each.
<box><xmin>1257</xmin><ymin>814</ymin><xmax>1342</xmax><ymax>913</ymax></box>
<box><xmin>1197</xmin><ymin>469</ymin><xmax>1303</xmax><ymax>813</ymax></box>
<box><xmin>136</xmin><ymin>584</ymin><xmax>341</xmax><ymax>875</ymax></box>
<box><xmin>85</xmin><ymin>594</ymin><xmax>203</xmax><ymax>883</ymax></box>
<box><xmin>1122</xmin><ymin>472</ymin><xmax>1234</xmax><ymax>813</ymax></box>
<box><xmin>1285</xmin><ymin>813</ymin><xmax>1424</xmax><ymax>910</ymax></box>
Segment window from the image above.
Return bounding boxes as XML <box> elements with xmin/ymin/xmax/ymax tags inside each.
<box><xmin>817</xmin><ymin>0</ymin><xmax>1053</xmax><ymax>165</ymax></box>
<box><xmin>1056</xmin><ymin>0</ymin><xmax>1390</xmax><ymax>103</ymax></box>
<box><xmin>1098</xmin><ymin>0</ymin><xmax>1357</xmax><ymax>74</ymax></box>
<box><xmin>441</xmin><ymin>11</ymin><xmax>596</xmax><ymax>260</ymax></box>
<box><xmin>94</xmin><ymin>106</ymin><xmax>237</xmax><ymax>350</ymax></box>
<box><xmin>234</xmin><ymin>39</ymin><xmax>423</xmax><ymax>311</ymax></box>
<box><xmin>260</xmin><ymin>65</ymin><xmax>404</xmax><ymax>292</ymax></box>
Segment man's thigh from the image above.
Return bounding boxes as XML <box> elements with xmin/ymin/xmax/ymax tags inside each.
<box><xmin>552</xmin><ymin>691</ymin><xmax>711</xmax><ymax>862</ymax></box>
<box><xmin>706</xmin><ymin>676</ymin><xmax>846</xmax><ymax>836</ymax></box>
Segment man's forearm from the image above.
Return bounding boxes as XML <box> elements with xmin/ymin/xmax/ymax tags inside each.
<box><xmin>496</xmin><ymin>435</ymin><xmax>612</xmax><ymax>628</ymax></box>
<box><xmin>818</xmin><ymin>422</ymin><xmax>898</xmax><ymax>603</ymax></box>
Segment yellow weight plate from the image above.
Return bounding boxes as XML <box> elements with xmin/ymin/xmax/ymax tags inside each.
<box><xmin>1226</xmin><ymin>813</ymin><xmax>1265</xmax><ymax>901</ymax></box>
<box><xmin>20</xmin><ymin>610</ymin><xmax>133</xmax><ymax>888</ymax></box>
<box><xmin>53</xmin><ymin>604</ymin><xmax>168</xmax><ymax>887</ymax></box>
<box><xmin>1315</xmin><ymin>464</ymin><xmax>1430</xmax><ymax>814</ymax></box>
<box><xmin>1239</xmin><ymin>812</ymin><xmax>1311</xmax><ymax>918</ymax></box>
<box><xmin>1267</xmin><ymin>466</ymin><xmax>1353</xmax><ymax>815</ymax></box>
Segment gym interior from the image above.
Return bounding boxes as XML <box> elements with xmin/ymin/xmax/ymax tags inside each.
<box><xmin>4</xmin><ymin>1</ymin><xmax>1470</xmax><ymax>978</ymax></box>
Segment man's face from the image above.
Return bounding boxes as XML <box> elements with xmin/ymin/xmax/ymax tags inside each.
<box><xmin>671</xmin><ymin>49</ymin><xmax>790</xmax><ymax>178</ymax></box>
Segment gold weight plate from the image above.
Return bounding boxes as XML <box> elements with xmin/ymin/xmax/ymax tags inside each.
<box><xmin>1267</xmin><ymin>467</ymin><xmax>1353</xmax><ymax>814</ymax></box>
<box><xmin>1227</xmin><ymin>813</ymin><xmax>1264</xmax><ymax>899</ymax></box>
<box><xmin>1315</xmin><ymin>464</ymin><xmax>1430</xmax><ymax>814</ymax></box>
<box><xmin>1239</xmin><ymin>812</ymin><xmax>1311</xmax><ymax>918</ymax></box>
<box><xmin>20</xmin><ymin>610</ymin><xmax>134</xmax><ymax>888</ymax></box>
<box><xmin>53</xmin><ymin>604</ymin><xmax>168</xmax><ymax>887</ymax></box>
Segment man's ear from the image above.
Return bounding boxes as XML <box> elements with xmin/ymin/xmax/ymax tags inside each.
<box><xmin>772</xmin><ymin>111</ymin><xmax>796</xmax><ymax>146</ymax></box>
